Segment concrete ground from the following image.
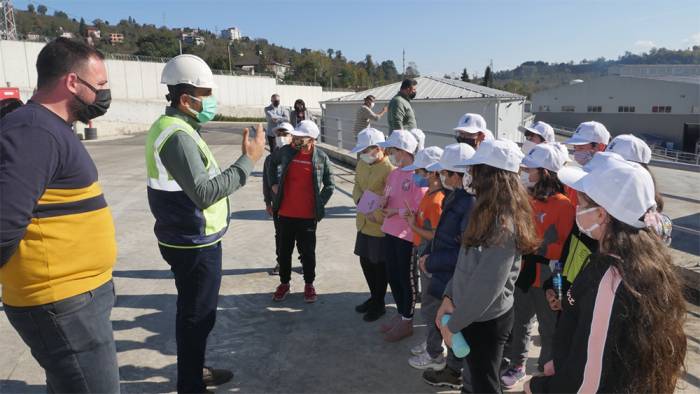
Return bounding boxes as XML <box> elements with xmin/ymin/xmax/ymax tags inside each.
<box><xmin>1</xmin><ymin>125</ymin><xmax>699</xmax><ymax>393</ymax></box>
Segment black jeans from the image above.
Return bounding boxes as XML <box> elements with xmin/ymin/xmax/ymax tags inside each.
<box><xmin>360</xmin><ymin>256</ymin><xmax>387</xmax><ymax>310</ymax></box>
<box><xmin>383</xmin><ymin>234</ymin><xmax>416</xmax><ymax>318</ymax></box>
<box><xmin>278</xmin><ymin>216</ymin><xmax>317</xmax><ymax>284</ymax></box>
<box><xmin>4</xmin><ymin>280</ymin><xmax>119</xmax><ymax>393</ymax></box>
<box><xmin>461</xmin><ymin>308</ymin><xmax>515</xmax><ymax>394</ymax></box>
<box><xmin>160</xmin><ymin>242</ymin><xmax>223</xmax><ymax>394</ymax></box>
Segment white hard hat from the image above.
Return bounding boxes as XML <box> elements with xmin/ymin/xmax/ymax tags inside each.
<box><xmin>161</xmin><ymin>54</ymin><xmax>216</xmax><ymax>89</ymax></box>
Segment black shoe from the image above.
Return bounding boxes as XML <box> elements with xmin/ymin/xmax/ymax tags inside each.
<box><xmin>363</xmin><ymin>307</ymin><xmax>386</xmax><ymax>322</ymax></box>
<box><xmin>355</xmin><ymin>299</ymin><xmax>372</xmax><ymax>313</ymax></box>
<box><xmin>202</xmin><ymin>367</ymin><xmax>233</xmax><ymax>387</ymax></box>
<box><xmin>422</xmin><ymin>366</ymin><xmax>462</xmax><ymax>390</ymax></box>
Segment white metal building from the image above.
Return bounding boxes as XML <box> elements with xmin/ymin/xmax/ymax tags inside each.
<box><xmin>531</xmin><ymin>74</ymin><xmax>700</xmax><ymax>151</ymax></box>
<box><xmin>320</xmin><ymin>76</ymin><xmax>526</xmax><ymax>150</ymax></box>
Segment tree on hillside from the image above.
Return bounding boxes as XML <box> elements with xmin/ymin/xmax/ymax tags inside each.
<box><xmin>79</xmin><ymin>17</ymin><xmax>86</xmax><ymax>37</ymax></box>
<box><xmin>405</xmin><ymin>61</ymin><xmax>420</xmax><ymax>78</ymax></box>
<box><xmin>327</xmin><ymin>48</ymin><xmax>334</xmax><ymax>58</ymax></box>
<box><xmin>135</xmin><ymin>32</ymin><xmax>179</xmax><ymax>58</ymax></box>
<box><xmin>37</xmin><ymin>4</ymin><xmax>47</xmax><ymax>15</ymax></box>
<box><xmin>27</xmin><ymin>4</ymin><xmax>35</xmax><ymax>13</ymax></box>
<box><xmin>54</xmin><ymin>10</ymin><xmax>68</xmax><ymax>19</ymax></box>
<box><xmin>482</xmin><ymin>66</ymin><xmax>493</xmax><ymax>87</ymax></box>
<box><xmin>460</xmin><ymin>68</ymin><xmax>470</xmax><ymax>82</ymax></box>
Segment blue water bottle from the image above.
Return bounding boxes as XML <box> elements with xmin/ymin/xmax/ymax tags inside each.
<box><xmin>441</xmin><ymin>314</ymin><xmax>470</xmax><ymax>358</ymax></box>
<box><xmin>552</xmin><ymin>260</ymin><xmax>563</xmax><ymax>300</ymax></box>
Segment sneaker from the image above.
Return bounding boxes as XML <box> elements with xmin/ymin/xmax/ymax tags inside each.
<box><xmin>410</xmin><ymin>341</ymin><xmax>427</xmax><ymax>356</ymax></box>
<box><xmin>202</xmin><ymin>367</ymin><xmax>233</xmax><ymax>387</ymax></box>
<box><xmin>384</xmin><ymin>318</ymin><xmax>413</xmax><ymax>342</ymax></box>
<box><xmin>408</xmin><ymin>352</ymin><xmax>446</xmax><ymax>370</ymax></box>
<box><xmin>272</xmin><ymin>283</ymin><xmax>290</xmax><ymax>302</ymax></box>
<box><xmin>270</xmin><ymin>264</ymin><xmax>280</xmax><ymax>275</ymax></box>
<box><xmin>379</xmin><ymin>314</ymin><xmax>401</xmax><ymax>333</ymax></box>
<box><xmin>501</xmin><ymin>366</ymin><xmax>526</xmax><ymax>388</ymax></box>
<box><xmin>422</xmin><ymin>366</ymin><xmax>462</xmax><ymax>390</ymax></box>
<box><xmin>304</xmin><ymin>284</ymin><xmax>317</xmax><ymax>303</ymax></box>
<box><xmin>363</xmin><ymin>307</ymin><xmax>386</xmax><ymax>322</ymax></box>
<box><xmin>355</xmin><ymin>299</ymin><xmax>372</xmax><ymax>313</ymax></box>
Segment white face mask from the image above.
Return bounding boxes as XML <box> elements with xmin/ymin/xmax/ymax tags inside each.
<box><xmin>520</xmin><ymin>171</ymin><xmax>535</xmax><ymax>188</ymax></box>
<box><xmin>369</xmin><ymin>102</ymin><xmax>375</xmax><ymax>109</ymax></box>
<box><xmin>275</xmin><ymin>135</ymin><xmax>290</xmax><ymax>148</ymax></box>
<box><xmin>440</xmin><ymin>174</ymin><xmax>454</xmax><ymax>191</ymax></box>
<box><xmin>389</xmin><ymin>153</ymin><xmax>401</xmax><ymax>167</ymax></box>
<box><xmin>522</xmin><ymin>140</ymin><xmax>537</xmax><ymax>155</ymax></box>
<box><xmin>576</xmin><ymin>206</ymin><xmax>601</xmax><ymax>238</ymax></box>
<box><xmin>573</xmin><ymin>150</ymin><xmax>594</xmax><ymax>166</ymax></box>
<box><xmin>360</xmin><ymin>151</ymin><xmax>378</xmax><ymax>164</ymax></box>
<box><xmin>462</xmin><ymin>171</ymin><xmax>473</xmax><ymax>190</ymax></box>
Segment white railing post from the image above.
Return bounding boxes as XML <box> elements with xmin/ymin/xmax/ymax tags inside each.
<box><xmin>336</xmin><ymin>118</ymin><xmax>343</xmax><ymax>150</ymax></box>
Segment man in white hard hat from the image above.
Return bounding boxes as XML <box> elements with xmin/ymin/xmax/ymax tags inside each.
<box><xmin>145</xmin><ymin>54</ymin><xmax>266</xmax><ymax>393</ymax></box>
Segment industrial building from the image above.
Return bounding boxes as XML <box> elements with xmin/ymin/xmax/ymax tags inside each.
<box><xmin>321</xmin><ymin>76</ymin><xmax>526</xmax><ymax>149</ymax></box>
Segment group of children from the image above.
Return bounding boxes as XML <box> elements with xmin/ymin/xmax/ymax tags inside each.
<box><xmin>349</xmin><ymin>114</ymin><xmax>685</xmax><ymax>393</ymax></box>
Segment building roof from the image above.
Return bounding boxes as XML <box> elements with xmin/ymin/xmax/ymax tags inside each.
<box><xmin>626</xmin><ymin>75</ymin><xmax>700</xmax><ymax>85</ymax></box>
<box><xmin>322</xmin><ymin>76</ymin><xmax>524</xmax><ymax>103</ymax></box>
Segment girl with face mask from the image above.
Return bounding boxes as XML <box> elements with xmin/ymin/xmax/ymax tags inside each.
<box><xmin>502</xmin><ymin>143</ymin><xmax>575</xmax><ymax>388</ymax></box>
<box><xmin>290</xmin><ymin>99</ymin><xmax>310</xmax><ymax>127</ymax></box>
<box><xmin>350</xmin><ymin>129</ymin><xmax>393</xmax><ymax>322</ymax></box>
<box><xmin>526</xmin><ymin>155</ymin><xmax>686</xmax><ymax>394</ymax></box>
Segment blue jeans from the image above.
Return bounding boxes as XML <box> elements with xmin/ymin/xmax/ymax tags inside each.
<box><xmin>4</xmin><ymin>280</ymin><xmax>119</xmax><ymax>393</ymax></box>
<box><xmin>159</xmin><ymin>242</ymin><xmax>222</xmax><ymax>393</ymax></box>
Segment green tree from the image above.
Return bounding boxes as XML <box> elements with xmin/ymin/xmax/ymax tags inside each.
<box><xmin>482</xmin><ymin>66</ymin><xmax>493</xmax><ymax>87</ymax></box>
<box><xmin>405</xmin><ymin>61</ymin><xmax>419</xmax><ymax>78</ymax></box>
<box><xmin>27</xmin><ymin>4</ymin><xmax>35</xmax><ymax>13</ymax></box>
<box><xmin>37</xmin><ymin>4</ymin><xmax>47</xmax><ymax>15</ymax></box>
<box><xmin>79</xmin><ymin>17</ymin><xmax>86</xmax><ymax>37</ymax></box>
<box><xmin>460</xmin><ymin>68</ymin><xmax>470</xmax><ymax>82</ymax></box>
<box><xmin>135</xmin><ymin>32</ymin><xmax>179</xmax><ymax>58</ymax></box>
<box><xmin>54</xmin><ymin>10</ymin><xmax>68</xmax><ymax>19</ymax></box>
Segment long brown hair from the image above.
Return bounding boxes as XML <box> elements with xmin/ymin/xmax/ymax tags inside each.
<box><xmin>581</xmin><ymin>193</ymin><xmax>686</xmax><ymax>392</ymax></box>
<box><xmin>640</xmin><ymin>163</ymin><xmax>665</xmax><ymax>212</ymax></box>
<box><xmin>463</xmin><ymin>164</ymin><xmax>539</xmax><ymax>253</ymax></box>
<box><xmin>530</xmin><ymin>168</ymin><xmax>565</xmax><ymax>201</ymax></box>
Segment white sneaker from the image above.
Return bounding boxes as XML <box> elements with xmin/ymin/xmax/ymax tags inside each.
<box><xmin>408</xmin><ymin>352</ymin><xmax>446</xmax><ymax>370</ymax></box>
<box><xmin>410</xmin><ymin>341</ymin><xmax>427</xmax><ymax>356</ymax></box>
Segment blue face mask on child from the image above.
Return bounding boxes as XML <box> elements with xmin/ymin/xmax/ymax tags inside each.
<box><xmin>412</xmin><ymin>173</ymin><xmax>429</xmax><ymax>188</ymax></box>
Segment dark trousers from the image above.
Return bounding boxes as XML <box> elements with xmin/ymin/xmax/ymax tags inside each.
<box><xmin>160</xmin><ymin>242</ymin><xmax>223</xmax><ymax>393</ymax></box>
<box><xmin>461</xmin><ymin>308</ymin><xmax>515</xmax><ymax>394</ymax></box>
<box><xmin>360</xmin><ymin>256</ymin><xmax>387</xmax><ymax>310</ymax></box>
<box><xmin>267</xmin><ymin>136</ymin><xmax>276</xmax><ymax>152</ymax></box>
<box><xmin>278</xmin><ymin>216</ymin><xmax>317</xmax><ymax>284</ymax></box>
<box><xmin>4</xmin><ymin>280</ymin><xmax>119</xmax><ymax>393</ymax></box>
<box><xmin>273</xmin><ymin>213</ymin><xmax>301</xmax><ymax>265</ymax></box>
<box><xmin>383</xmin><ymin>234</ymin><xmax>416</xmax><ymax>318</ymax></box>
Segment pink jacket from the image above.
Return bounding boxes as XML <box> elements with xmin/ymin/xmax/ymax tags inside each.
<box><xmin>381</xmin><ymin>168</ymin><xmax>427</xmax><ymax>240</ymax></box>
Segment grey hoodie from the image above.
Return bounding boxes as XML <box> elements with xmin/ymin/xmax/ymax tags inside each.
<box><xmin>444</xmin><ymin>227</ymin><xmax>521</xmax><ymax>333</ymax></box>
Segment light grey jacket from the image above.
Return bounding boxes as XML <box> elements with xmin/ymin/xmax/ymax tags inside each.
<box><xmin>265</xmin><ymin>104</ymin><xmax>290</xmax><ymax>137</ymax></box>
<box><xmin>444</xmin><ymin>226</ymin><xmax>521</xmax><ymax>333</ymax></box>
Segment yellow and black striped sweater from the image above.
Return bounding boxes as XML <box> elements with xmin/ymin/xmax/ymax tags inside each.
<box><xmin>0</xmin><ymin>102</ymin><xmax>116</xmax><ymax>306</ymax></box>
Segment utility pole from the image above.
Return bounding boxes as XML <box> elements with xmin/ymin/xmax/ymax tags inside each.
<box><xmin>178</xmin><ymin>39</ymin><xmax>182</xmax><ymax>55</ymax></box>
<box><xmin>402</xmin><ymin>49</ymin><xmax>405</xmax><ymax>78</ymax></box>
<box><xmin>227</xmin><ymin>42</ymin><xmax>232</xmax><ymax>75</ymax></box>
<box><xmin>1</xmin><ymin>0</ymin><xmax>18</xmax><ymax>40</ymax></box>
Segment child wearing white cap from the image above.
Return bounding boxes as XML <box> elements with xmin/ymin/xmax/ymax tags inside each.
<box><xmin>525</xmin><ymin>153</ymin><xmax>686</xmax><ymax>394</ymax></box>
<box><xmin>518</xmin><ymin>121</ymin><xmax>555</xmax><ymax>155</ymax></box>
<box><xmin>415</xmin><ymin>143</ymin><xmax>477</xmax><ymax>391</ymax></box>
<box><xmin>351</xmin><ymin>128</ymin><xmax>393</xmax><ymax>322</ymax></box>
<box><xmin>376</xmin><ymin>130</ymin><xmax>427</xmax><ymax>342</ymax></box>
<box><xmin>562</xmin><ymin>121</ymin><xmax>611</xmax><ymax>209</ymax></box>
<box><xmin>267</xmin><ymin>120</ymin><xmax>335</xmax><ymax>303</ymax></box>
<box><xmin>435</xmin><ymin>139</ymin><xmax>539</xmax><ymax>393</ymax></box>
<box><xmin>454</xmin><ymin>113</ymin><xmax>495</xmax><ymax>149</ymax></box>
<box><xmin>501</xmin><ymin>143</ymin><xmax>575</xmax><ymax>388</ymax></box>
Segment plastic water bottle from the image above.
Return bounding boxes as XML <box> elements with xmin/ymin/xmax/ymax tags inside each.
<box><xmin>552</xmin><ymin>260</ymin><xmax>563</xmax><ymax>300</ymax></box>
<box><xmin>441</xmin><ymin>314</ymin><xmax>470</xmax><ymax>358</ymax></box>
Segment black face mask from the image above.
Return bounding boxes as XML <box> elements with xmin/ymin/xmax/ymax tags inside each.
<box><xmin>72</xmin><ymin>76</ymin><xmax>111</xmax><ymax>123</ymax></box>
<box><xmin>456</xmin><ymin>136</ymin><xmax>478</xmax><ymax>148</ymax></box>
<box><xmin>409</xmin><ymin>91</ymin><xmax>417</xmax><ymax>99</ymax></box>
<box><xmin>272</xmin><ymin>100</ymin><xmax>280</xmax><ymax>107</ymax></box>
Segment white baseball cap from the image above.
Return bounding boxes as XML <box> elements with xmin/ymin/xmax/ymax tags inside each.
<box><xmin>454</xmin><ymin>113</ymin><xmax>494</xmax><ymax>140</ymax></box>
<box><xmin>521</xmin><ymin>142</ymin><xmax>569</xmax><ymax>172</ymax></box>
<box><xmin>458</xmin><ymin>138</ymin><xmax>524</xmax><ymax>173</ymax></box>
<box><xmin>558</xmin><ymin>152</ymin><xmax>655</xmax><ymax>228</ymax></box>
<box><xmin>427</xmin><ymin>143</ymin><xmax>476</xmax><ymax>173</ymax></box>
<box><xmin>402</xmin><ymin>146</ymin><xmax>444</xmax><ymax>171</ymax></box>
<box><xmin>351</xmin><ymin>127</ymin><xmax>385</xmax><ymax>153</ymax></box>
<box><xmin>518</xmin><ymin>121</ymin><xmax>555</xmax><ymax>143</ymax></box>
<box><xmin>409</xmin><ymin>128</ymin><xmax>426</xmax><ymax>151</ymax></box>
<box><xmin>289</xmin><ymin>120</ymin><xmax>320</xmax><ymax>139</ymax></box>
<box><xmin>606</xmin><ymin>134</ymin><xmax>652</xmax><ymax>164</ymax></box>
<box><xmin>273</xmin><ymin>122</ymin><xmax>294</xmax><ymax>134</ymax></box>
<box><xmin>563</xmin><ymin>121</ymin><xmax>611</xmax><ymax>146</ymax></box>
<box><xmin>378</xmin><ymin>129</ymin><xmax>418</xmax><ymax>154</ymax></box>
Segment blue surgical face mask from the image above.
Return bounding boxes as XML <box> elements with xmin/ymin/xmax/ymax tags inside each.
<box><xmin>187</xmin><ymin>95</ymin><xmax>218</xmax><ymax>124</ymax></box>
<box><xmin>412</xmin><ymin>173</ymin><xmax>429</xmax><ymax>188</ymax></box>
